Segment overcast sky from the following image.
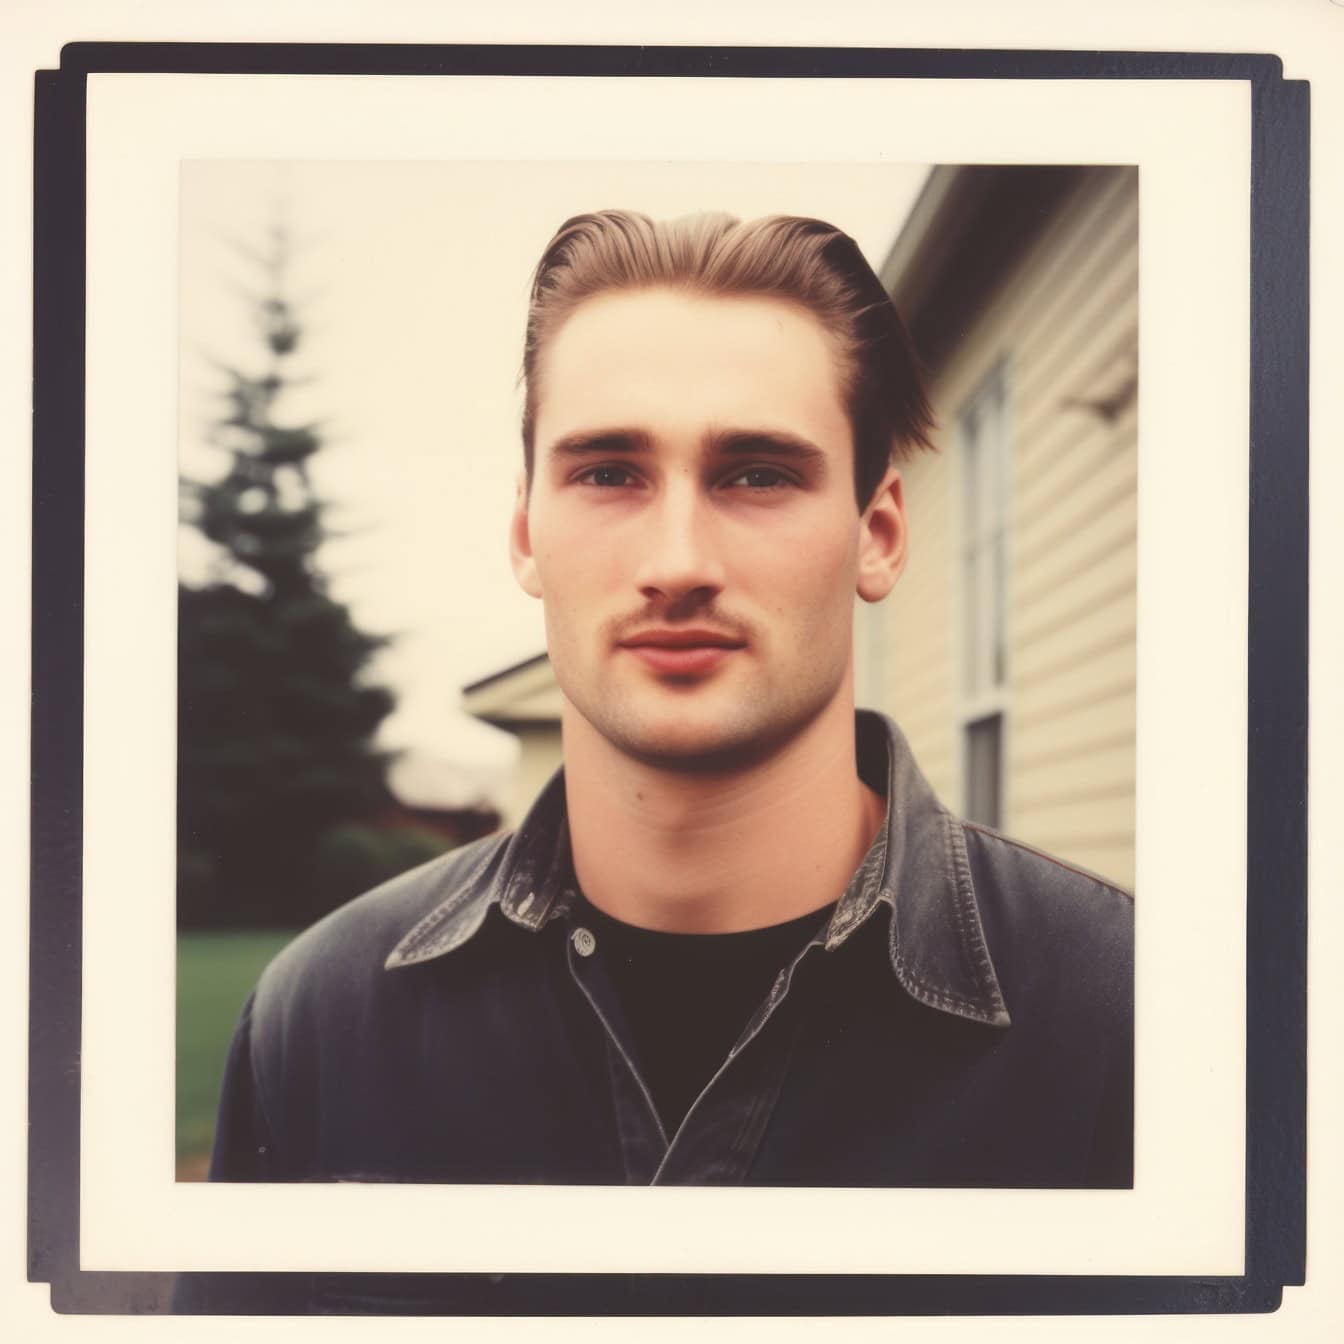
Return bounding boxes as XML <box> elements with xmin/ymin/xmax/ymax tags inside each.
<box><xmin>178</xmin><ymin>159</ymin><xmax>930</xmax><ymax>790</ymax></box>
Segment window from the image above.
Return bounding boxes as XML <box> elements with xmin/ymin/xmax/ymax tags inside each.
<box><xmin>959</xmin><ymin>363</ymin><xmax>1011</xmax><ymax>828</ymax></box>
<box><xmin>963</xmin><ymin>712</ymin><xmax>1003</xmax><ymax>828</ymax></box>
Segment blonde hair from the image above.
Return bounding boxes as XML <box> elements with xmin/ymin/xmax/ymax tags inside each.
<box><xmin>521</xmin><ymin>210</ymin><xmax>935</xmax><ymax>508</ymax></box>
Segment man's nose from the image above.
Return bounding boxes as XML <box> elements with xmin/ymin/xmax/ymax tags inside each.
<box><xmin>633</xmin><ymin>485</ymin><xmax>725</xmax><ymax>605</ymax></box>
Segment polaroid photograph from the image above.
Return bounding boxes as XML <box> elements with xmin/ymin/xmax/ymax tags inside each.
<box><xmin>27</xmin><ymin>41</ymin><xmax>1307</xmax><ymax>1320</ymax></box>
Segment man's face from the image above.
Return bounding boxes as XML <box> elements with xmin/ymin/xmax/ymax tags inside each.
<box><xmin>511</xmin><ymin>288</ymin><xmax>906</xmax><ymax>771</ymax></box>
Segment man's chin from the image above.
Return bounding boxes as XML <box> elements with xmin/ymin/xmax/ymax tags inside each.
<box><xmin>561</xmin><ymin>670</ymin><xmax>844</xmax><ymax>774</ymax></box>
<box><xmin>593</xmin><ymin>709</ymin><xmax>793</xmax><ymax>775</ymax></box>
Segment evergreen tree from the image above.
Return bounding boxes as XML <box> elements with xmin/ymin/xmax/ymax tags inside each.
<box><xmin>178</xmin><ymin>225</ymin><xmax>395</xmax><ymax>929</ymax></box>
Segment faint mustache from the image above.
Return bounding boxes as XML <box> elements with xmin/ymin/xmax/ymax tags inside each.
<box><xmin>607</xmin><ymin>608</ymin><xmax>754</xmax><ymax>648</ymax></box>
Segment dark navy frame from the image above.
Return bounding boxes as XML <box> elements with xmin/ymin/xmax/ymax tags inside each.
<box><xmin>30</xmin><ymin>43</ymin><xmax>1309</xmax><ymax>1317</ymax></box>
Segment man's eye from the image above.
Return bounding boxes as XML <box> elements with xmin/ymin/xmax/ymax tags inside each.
<box><xmin>725</xmin><ymin>466</ymin><xmax>792</xmax><ymax>490</ymax></box>
<box><xmin>578</xmin><ymin>464</ymin><xmax>637</xmax><ymax>488</ymax></box>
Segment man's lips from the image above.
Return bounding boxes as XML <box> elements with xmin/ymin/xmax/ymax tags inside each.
<box><xmin>619</xmin><ymin>629</ymin><xmax>745</xmax><ymax>650</ymax></box>
<box><xmin>617</xmin><ymin>629</ymin><xmax>745</xmax><ymax>676</ymax></box>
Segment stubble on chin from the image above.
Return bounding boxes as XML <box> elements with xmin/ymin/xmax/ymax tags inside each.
<box><xmin>565</xmin><ymin>665</ymin><xmax>846</xmax><ymax>777</ymax></box>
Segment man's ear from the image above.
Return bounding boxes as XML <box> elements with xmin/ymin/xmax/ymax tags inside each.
<box><xmin>509</xmin><ymin>468</ymin><xmax>543</xmax><ymax>599</ymax></box>
<box><xmin>856</xmin><ymin>464</ymin><xmax>908</xmax><ymax>603</ymax></box>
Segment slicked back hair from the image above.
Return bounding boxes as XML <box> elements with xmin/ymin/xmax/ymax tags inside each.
<box><xmin>520</xmin><ymin>209</ymin><xmax>936</xmax><ymax>510</ymax></box>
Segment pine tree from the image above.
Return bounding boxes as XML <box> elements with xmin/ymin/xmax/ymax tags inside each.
<box><xmin>177</xmin><ymin>225</ymin><xmax>395</xmax><ymax>929</ymax></box>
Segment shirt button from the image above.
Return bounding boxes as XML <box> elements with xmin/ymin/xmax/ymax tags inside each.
<box><xmin>571</xmin><ymin>927</ymin><xmax>597</xmax><ymax>958</ymax></box>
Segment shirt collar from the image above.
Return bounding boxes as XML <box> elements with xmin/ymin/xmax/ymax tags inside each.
<box><xmin>385</xmin><ymin>710</ymin><xmax>1010</xmax><ymax>1028</ymax></box>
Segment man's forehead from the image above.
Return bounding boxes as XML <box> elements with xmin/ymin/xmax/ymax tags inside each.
<box><xmin>545</xmin><ymin>286</ymin><xmax>838</xmax><ymax>355</ymax></box>
<box><xmin>533</xmin><ymin>288</ymin><xmax>851</xmax><ymax>451</ymax></box>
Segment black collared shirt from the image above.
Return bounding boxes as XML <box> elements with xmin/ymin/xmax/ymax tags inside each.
<box><xmin>208</xmin><ymin>712</ymin><xmax>1133</xmax><ymax>1190</ymax></box>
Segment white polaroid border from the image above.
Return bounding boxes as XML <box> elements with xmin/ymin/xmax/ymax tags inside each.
<box><xmin>81</xmin><ymin>70</ymin><xmax>1250</xmax><ymax>1276</ymax></box>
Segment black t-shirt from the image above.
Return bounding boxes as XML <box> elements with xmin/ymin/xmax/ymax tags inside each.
<box><xmin>574</xmin><ymin>894</ymin><xmax>835</xmax><ymax>1135</ymax></box>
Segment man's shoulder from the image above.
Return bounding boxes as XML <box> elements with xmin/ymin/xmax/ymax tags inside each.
<box><xmin>960</xmin><ymin>820</ymin><xmax>1132</xmax><ymax>909</ymax></box>
<box><xmin>957</xmin><ymin>819</ymin><xmax>1133</xmax><ymax>995</ymax></box>
<box><xmin>252</xmin><ymin>829</ymin><xmax>511</xmax><ymax>1020</ymax></box>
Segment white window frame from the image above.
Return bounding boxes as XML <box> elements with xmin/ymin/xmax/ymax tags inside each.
<box><xmin>953</xmin><ymin>358</ymin><xmax>1014</xmax><ymax>829</ymax></box>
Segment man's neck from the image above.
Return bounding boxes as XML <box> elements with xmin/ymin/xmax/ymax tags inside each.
<box><xmin>560</xmin><ymin>695</ymin><xmax>886</xmax><ymax>933</ymax></box>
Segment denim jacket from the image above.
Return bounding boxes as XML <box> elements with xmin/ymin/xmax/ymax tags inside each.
<box><xmin>208</xmin><ymin>711</ymin><xmax>1133</xmax><ymax>1191</ymax></box>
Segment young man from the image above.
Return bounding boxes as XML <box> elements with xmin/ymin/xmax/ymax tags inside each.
<box><xmin>208</xmin><ymin>210</ymin><xmax>1133</xmax><ymax>1191</ymax></box>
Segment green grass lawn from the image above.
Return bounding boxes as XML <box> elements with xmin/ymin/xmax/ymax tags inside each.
<box><xmin>176</xmin><ymin>929</ymin><xmax>296</xmax><ymax>1175</ymax></box>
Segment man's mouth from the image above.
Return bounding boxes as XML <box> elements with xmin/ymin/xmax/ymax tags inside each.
<box><xmin>617</xmin><ymin>629</ymin><xmax>746</xmax><ymax>677</ymax></box>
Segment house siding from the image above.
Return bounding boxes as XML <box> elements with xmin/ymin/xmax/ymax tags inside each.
<box><xmin>867</xmin><ymin>167</ymin><xmax>1138</xmax><ymax>890</ymax></box>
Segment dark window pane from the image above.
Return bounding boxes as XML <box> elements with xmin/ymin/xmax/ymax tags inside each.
<box><xmin>964</xmin><ymin>713</ymin><xmax>1002</xmax><ymax>829</ymax></box>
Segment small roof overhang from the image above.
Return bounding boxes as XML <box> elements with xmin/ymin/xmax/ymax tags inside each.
<box><xmin>462</xmin><ymin>652</ymin><xmax>562</xmax><ymax>730</ymax></box>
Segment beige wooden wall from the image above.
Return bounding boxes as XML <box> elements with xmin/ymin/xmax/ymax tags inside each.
<box><xmin>862</xmin><ymin>167</ymin><xmax>1138</xmax><ymax>890</ymax></box>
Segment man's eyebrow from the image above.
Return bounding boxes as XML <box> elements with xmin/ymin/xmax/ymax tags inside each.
<box><xmin>545</xmin><ymin>428</ymin><xmax>653</xmax><ymax>460</ymax></box>
<box><xmin>543</xmin><ymin>426</ymin><xmax>831</xmax><ymax>470</ymax></box>
<box><xmin>708</xmin><ymin>429</ymin><xmax>830</xmax><ymax>468</ymax></box>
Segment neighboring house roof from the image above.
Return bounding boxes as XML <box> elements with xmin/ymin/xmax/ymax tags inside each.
<box><xmin>880</xmin><ymin>164</ymin><xmax>1086</xmax><ymax>372</ymax></box>
<box><xmin>462</xmin><ymin>651</ymin><xmax>563</xmax><ymax>730</ymax></box>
